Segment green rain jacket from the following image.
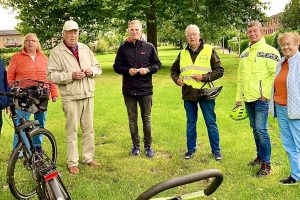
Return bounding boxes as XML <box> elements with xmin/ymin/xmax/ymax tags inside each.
<box><xmin>235</xmin><ymin>38</ymin><xmax>280</xmax><ymax>102</ymax></box>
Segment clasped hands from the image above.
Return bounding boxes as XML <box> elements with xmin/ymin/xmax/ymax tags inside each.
<box><xmin>129</xmin><ymin>68</ymin><xmax>149</xmax><ymax>76</ymax></box>
<box><xmin>176</xmin><ymin>74</ymin><xmax>203</xmax><ymax>86</ymax></box>
<box><xmin>72</xmin><ymin>68</ymin><xmax>93</xmax><ymax>80</ymax></box>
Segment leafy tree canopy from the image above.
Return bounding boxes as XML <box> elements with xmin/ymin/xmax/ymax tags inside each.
<box><xmin>281</xmin><ymin>0</ymin><xmax>300</xmax><ymax>30</ymax></box>
<box><xmin>1</xmin><ymin>0</ymin><xmax>267</xmax><ymax>48</ymax></box>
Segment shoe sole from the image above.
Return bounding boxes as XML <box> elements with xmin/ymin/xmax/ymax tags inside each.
<box><xmin>280</xmin><ymin>182</ymin><xmax>298</xmax><ymax>185</ymax></box>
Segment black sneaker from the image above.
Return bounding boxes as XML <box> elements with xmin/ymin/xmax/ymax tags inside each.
<box><xmin>213</xmin><ymin>152</ymin><xmax>223</xmax><ymax>161</ymax></box>
<box><xmin>280</xmin><ymin>176</ymin><xmax>298</xmax><ymax>185</ymax></box>
<box><xmin>256</xmin><ymin>163</ymin><xmax>271</xmax><ymax>177</ymax></box>
<box><xmin>145</xmin><ymin>147</ymin><xmax>154</xmax><ymax>158</ymax></box>
<box><xmin>248</xmin><ymin>157</ymin><xmax>262</xmax><ymax>166</ymax></box>
<box><xmin>131</xmin><ymin>146</ymin><xmax>140</xmax><ymax>156</ymax></box>
<box><xmin>184</xmin><ymin>152</ymin><xmax>193</xmax><ymax>159</ymax></box>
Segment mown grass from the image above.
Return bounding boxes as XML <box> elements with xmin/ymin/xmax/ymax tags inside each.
<box><xmin>0</xmin><ymin>46</ymin><xmax>298</xmax><ymax>200</ymax></box>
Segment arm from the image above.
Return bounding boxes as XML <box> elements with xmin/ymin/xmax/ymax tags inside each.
<box><xmin>201</xmin><ymin>49</ymin><xmax>224</xmax><ymax>82</ymax></box>
<box><xmin>235</xmin><ymin>60</ymin><xmax>243</xmax><ymax>102</ymax></box>
<box><xmin>7</xmin><ymin>55</ymin><xmax>17</xmax><ymax>86</ymax></box>
<box><xmin>170</xmin><ymin>53</ymin><xmax>184</xmax><ymax>86</ymax></box>
<box><xmin>47</xmin><ymin>51</ymin><xmax>73</xmax><ymax>85</ymax></box>
<box><xmin>147</xmin><ymin>45</ymin><xmax>161</xmax><ymax>74</ymax></box>
<box><xmin>262</xmin><ymin>50</ymin><xmax>281</xmax><ymax>99</ymax></box>
<box><xmin>83</xmin><ymin>49</ymin><xmax>102</xmax><ymax>77</ymax></box>
<box><xmin>113</xmin><ymin>46</ymin><xmax>131</xmax><ymax>76</ymax></box>
<box><xmin>49</xmin><ymin>81</ymin><xmax>58</xmax><ymax>102</ymax></box>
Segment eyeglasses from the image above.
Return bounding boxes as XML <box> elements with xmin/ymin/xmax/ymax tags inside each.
<box><xmin>187</xmin><ymin>33</ymin><xmax>199</xmax><ymax>38</ymax></box>
<box><xmin>25</xmin><ymin>40</ymin><xmax>37</xmax><ymax>43</ymax></box>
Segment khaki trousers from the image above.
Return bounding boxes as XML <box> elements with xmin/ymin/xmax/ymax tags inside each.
<box><xmin>62</xmin><ymin>98</ymin><xmax>95</xmax><ymax>167</ymax></box>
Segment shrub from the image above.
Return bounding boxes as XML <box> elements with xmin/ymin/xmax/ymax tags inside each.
<box><xmin>0</xmin><ymin>53</ymin><xmax>14</xmax><ymax>68</ymax></box>
<box><xmin>0</xmin><ymin>47</ymin><xmax>22</xmax><ymax>54</ymax></box>
<box><xmin>96</xmin><ymin>38</ymin><xmax>110</xmax><ymax>54</ymax></box>
<box><xmin>240</xmin><ymin>39</ymin><xmax>249</xmax><ymax>53</ymax></box>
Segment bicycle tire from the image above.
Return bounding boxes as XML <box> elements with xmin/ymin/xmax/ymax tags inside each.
<box><xmin>7</xmin><ymin>128</ymin><xmax>57</xmax><ymax>199</ymax></box>
<box><xmin>136</xmin><ymin>169</ymin><xmax>223</xmax><ymax>200</ymax></box>
<box><xmin>45</xmin><ymin>176</ymin><xmax>71</xmax><ymax>200</ymax></box>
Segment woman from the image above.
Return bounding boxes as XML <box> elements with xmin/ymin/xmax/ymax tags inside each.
<box><xmin>270</xmin><ymin>32</ymin><xmax>300</xmax><ymax>185</ymax></box>
<box><xmin>7</xmin><ymin>33</ymin><xmax>58</xmax><ymax>149</ymax></box>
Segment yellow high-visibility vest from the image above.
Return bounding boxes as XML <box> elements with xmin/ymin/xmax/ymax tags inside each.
<box><xmin>179</xmin><ymin>44</ymin><xmax>212</xmax><ymax>89</ymax></box>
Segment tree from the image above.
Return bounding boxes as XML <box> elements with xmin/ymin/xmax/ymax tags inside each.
<box><xmin>1</xmin><ymin>0</ymin><xmax>112</xmax><ymax>47</ymax></box>
<box><xmin>281</xmin><ymin>0</ymin><xmax>300</xmax><ymax>30</ymax></box>
<box><xmin>1</xmin><ymin>0</ymin><xmax>267</xmax><ymax>49</ymax></box>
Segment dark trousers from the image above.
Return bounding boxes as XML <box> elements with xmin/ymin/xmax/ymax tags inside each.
<box><xmin>124</xmin><ymin>95</ymin><xmax>152</xmax><ymax>148</ymax></box>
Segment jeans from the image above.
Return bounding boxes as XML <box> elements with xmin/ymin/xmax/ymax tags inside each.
<box><xmin>13</xmin><ymin>109</ymin><xmax>46</xmax><ymax>149</ymax></box>
<box><xmin>275</xmin><ymin>103</ymin><xmax>300</xmax><ymax>181</ymax></box>
<box><xmin>245</xmin><ymin>100</ymin><xmax>271</xmax><ymax>164</ymax></box>
<box><xmin>184</xmin><ymin>99</ymin><xmax>220</xmax><ymax>154</ymax></box>
<box><xmin>124</xmin><ymin>95</ymin><xmax>152</xmax><ymax>148</ymax></box>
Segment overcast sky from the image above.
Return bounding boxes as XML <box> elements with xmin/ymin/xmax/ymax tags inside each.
<box><xmin>0</xmin><ymin>0</ymin><xmax>290</xmax><ymax>30</ymax></box>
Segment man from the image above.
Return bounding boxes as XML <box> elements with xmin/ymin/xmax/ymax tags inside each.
<box><xmin>48</xmin><ymin>20</ymin><xmax>102</xmax><ymax>174</ymax></box>
<box><xmin>170</xmin><ymin>24</ymin><xmax>224</xmax><ymax>160</ymax></box>
<box><xmin>113</xmin><ymin>20</ymin><xmax>161</xmax><ymax>158</ymax></box>
<box><xmin>0</xmin><ymin>58</ymin><xmax>10</xmax><ymax>134</ymax></box>
<box><xmin>235</xmin><ymin>21</ymin><xmax>280</xmax><ymax>177</ymax></box>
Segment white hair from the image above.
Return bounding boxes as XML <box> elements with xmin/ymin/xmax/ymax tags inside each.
<box><xmin>185</xmin><ymin>24</ymin><xmax>200</xmax><ymax>36</ymax></box>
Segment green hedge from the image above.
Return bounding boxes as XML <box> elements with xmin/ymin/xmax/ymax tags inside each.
<box><xmin>0</xmin><ymin>53</ymin><xmax>14</xmax><ymax>68</ymax></box>
<box><xmin>227</xmin><ymin>34</ymin><xmax>279</xmax><ymax>54</ymax></box>
<box><xmin>227</xmin><ymin>39</ymin><xmax>249</xmax><ymax>54</ymax></box>
<box><xmin>0</xmin><ymin>47</ymin><xmax>22</xmax><ymax>54</ymax></box>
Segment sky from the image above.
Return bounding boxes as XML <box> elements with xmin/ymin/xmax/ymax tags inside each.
<box><xmin>0</xmin><ymin>0</ymin><xmax>290</xmax><ymax>30</ymax></box>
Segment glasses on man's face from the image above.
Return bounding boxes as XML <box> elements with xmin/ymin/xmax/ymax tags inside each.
<box><xmin>25</xmin><ymin>40</ymin><xmax>37</xmax><ymax>43</ymax></box>
<box><xmin>187</xmin><ymin>33</ymin><xmax>199</xmax><ymax>38</ymax></box>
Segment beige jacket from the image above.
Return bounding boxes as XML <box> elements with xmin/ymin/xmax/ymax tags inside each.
<box><xmin>47</xmin><ymin>42</ymin><xmax>102</xmax><ymax>101</ymax></box>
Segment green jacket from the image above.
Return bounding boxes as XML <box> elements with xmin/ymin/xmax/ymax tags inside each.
<box><xmin>235</xmin><ymin>38</ymin><xmax>280</xmax><ymax>102</ymax></box>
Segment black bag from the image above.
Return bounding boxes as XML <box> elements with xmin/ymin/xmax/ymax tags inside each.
<box><xmin>198</xmin><ymin>82</ymin><xmax>223</xmax><ymax>100</ymax></box>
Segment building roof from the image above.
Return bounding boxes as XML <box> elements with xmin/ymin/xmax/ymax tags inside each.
<box><xmin>0</xmin><ymin>30</ymin><xmax>21</xmax><ymax>36</ymax></box>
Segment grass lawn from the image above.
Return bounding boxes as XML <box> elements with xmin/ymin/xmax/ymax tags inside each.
<box><xmin>0</xmin><ymin>46</ymin><xmax>298</xmax><ymax>199</ymax></box>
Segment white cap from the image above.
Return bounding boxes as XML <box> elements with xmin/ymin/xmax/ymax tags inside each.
<box><xmin>63</xmin><ymin>20</ymin><xmax>79</xmax><ymax>31</ymax></box>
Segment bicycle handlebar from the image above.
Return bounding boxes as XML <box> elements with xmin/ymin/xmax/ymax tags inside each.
<box><xmin>136</xmin><ymin>169</ymin><xmax>223</xmax><ymax>200</ymax></box>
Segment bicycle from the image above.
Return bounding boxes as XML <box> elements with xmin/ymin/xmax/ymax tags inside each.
<box><xmin>1</xmin><ymin>79</ymin><xmax>71</xmax><ymax>200</ymax></box>
<box><xmin>136</xmin><ymin>169</ymin><xmax>223</xmax><ymax>200</ymax></box>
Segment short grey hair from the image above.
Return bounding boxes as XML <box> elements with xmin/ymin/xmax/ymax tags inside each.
<box><xmin>128</xmin><ymin>20</ymin><xmax>142</xmax><ymax>29</ymax></box>
<box><xmin>247</xmin><ymin>21</ymin><xmax>262</xmax><ymax>29</ymax></box>
<box><xmin>185</xmin><ymin>24</ymin><xmax>200</xmax><ymax>36</ymax></box>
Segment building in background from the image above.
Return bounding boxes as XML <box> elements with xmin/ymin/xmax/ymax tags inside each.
<box><xmin>0</xmin><ymin>30</ymin><xmax>24</xmax><ymax>48</ymax></box>
<box><xmin>262</xmin><ymin>13</ymin><xmax>282</xmax><ymax>35</ymax></box>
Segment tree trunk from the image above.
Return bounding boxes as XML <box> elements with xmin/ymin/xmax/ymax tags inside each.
<box><xmin>146</xmin><ymin>0</ymin><xmax>157</xmax><ymax>49</ymax></box>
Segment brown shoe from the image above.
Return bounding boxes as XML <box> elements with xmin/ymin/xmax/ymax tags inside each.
<box><xmin>69</xmin><ymin>166</ymin><xmax>80</xmax><ymax>174</ymax></box>
<box><xmin>248</xmin><ymin>157</ymin><xmax>262</xmax><ymax>166</ymax></box>
<box><xmin>256</xmin><ymin>163</ymin><xmax>271</xmax><ymax>177</ymax></box>
<box><xmin>87</xmin><ymin>160</ymin><xmax>100</xmax><ymax>167</ymax></box>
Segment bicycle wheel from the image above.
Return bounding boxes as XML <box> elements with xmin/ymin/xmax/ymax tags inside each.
<box><xmin>45</xmin><ymin>176</ymin><xmax>71</xmax><ymax>200</ymax></box>
<box><xmin>7</xmin><ymin>128</ymin><xmax>57</xmax><ymax>199</ymax></box>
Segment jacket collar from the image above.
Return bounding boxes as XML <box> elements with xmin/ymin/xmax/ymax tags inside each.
<box><xmin>59</xmin><ymin>41</ymin><xmax>83</xmax><ymax>52</ymax></box>
<box><xmin>286</xmin><ymin>51</ymin><xmax>300</xmax><ymax>63</ymax></box>
<box><xmin>249</xmin><ymin>38</ymin><xmax>266</xmax><ymax>49</ymax></box>
<box><xmin>125</xmin><ymin>37</ymin><xmax>145</xmax><ymax>47</ymax></box>
<box><xmin>21</xmin><ymin>48</ymin><xmax>41</xmax><ymax>56</ymax></box>
<box><xmin>185</xmin><ymin>39</ymin><xmax>205</xmax><ymax>52</ymax></box>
